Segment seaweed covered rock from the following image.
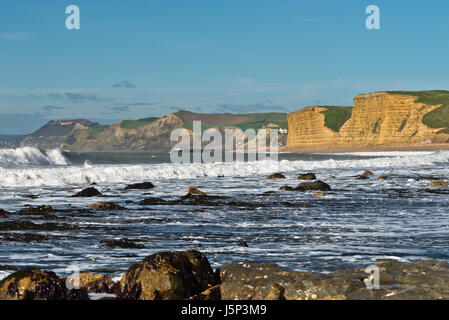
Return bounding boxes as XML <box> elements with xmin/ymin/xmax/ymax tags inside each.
<box><xmin>120</xmin><ymin>250</ymin><xmax>218</xmax><ymax>300</ymax></box>
<box><xmin>72</xmin><ymin>187</ymin><xmax>102</xmax><ymax>197</ymax></box>
<box><xmin>295</xmin><ymin>180</ymin><xmax>331</xmax><ymax>191</ymax></box>
<box><xmin>125</xmin><ymin>182</ymin><xmax>155</xmax><ymax>190</ymax></box>
<box><xmin>0</xmin><ymin>269</ymin><xmax>87</xmax><ymax>300</ymax></box>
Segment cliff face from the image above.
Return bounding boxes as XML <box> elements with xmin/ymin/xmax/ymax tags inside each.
<box><xmin>287</xmin><ymin>92</ymin><xmax>449</xmax><ymax>149</ymax></box>
<box><xmin>21</xmin><ymin>114</ymin><xmax>184</xmax><ymax>152</ymax></box>
<box><xmin>20</xmin><ymin>120</ymin><xmax>98</xmax><ymax>150</ymax></box>
<box><xmin>20</xmin><ymin>111</ymin><xmax>288</xmax><ymax>152</ymax></box>
<box><xmin>287</xmin><ymin>107</ymin><xmax>339</xmax><ymax>147</ymax></box>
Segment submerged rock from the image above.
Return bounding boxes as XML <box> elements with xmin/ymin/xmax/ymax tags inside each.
<box><xmin>267</xmin><ymin>173</ymin><xmax>286</xmax><ymax>179</ymax></box>
<box><xmin>101</xmin><ymin>239</ymin><xmax>144</xmax><ymax>249</ymax></box>
<box><xmin>120</xmin><ymin>250</ymin><xmax>218</xmax><ymax>300</ymax></box>
<box><xmin>72</xmin><ymin>187</ymin><xmax>103</xmax><ymax>198</ymax></box>
<box><xmin>0</xmin><ymin>209</ymin><xmax>9</xmax><ymax>217</ymax></box>
<box><xmin>295</xmin><ymin>180</ymin><xmax>331</xmax><ymax>192</ymax></box>
<box><xmin>0</xmin><ymin>232</ymin><xmax>49</xmax><ymax>243</ymax></box>
<box><xmin>125</xmin><ymin>182</ymin><xmax>155</xmax><ymax>190</ymax></box>
<box><xmin>88</xmin><ymin>202</ymin><xmax>125</xmax><ymax>210</ymax></box>
<box><xmin>138</xmin><ymin>197</ymin><xmax>169</xmax><ymax>205</ymax></box>
<box><xmin>297</xmin><ymin>173</ymin><xmax>316</xmax><ymax>180</ymax></box>
<box><xmin>429</xmin><ymin>180</ymin><xmax>448</xmax><ymax>187</ymax></box>
<box><xmin>0</xmin><ymin>269</ymin><xmax>88</xmax><ymax>300</ymax></box>
<box><xmin>237</xmin><ymin>240</ymin><xmax>249</xmax><ymax>247</ymax></box>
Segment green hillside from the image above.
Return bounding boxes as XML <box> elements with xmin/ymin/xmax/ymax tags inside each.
<box><xmin>389</xmin><ymin>90</ymin><xmax>449</xmax><ymax>134</ymax></box>
<box><xmin>320</xmin><ymin>106</ymin><xmax>353</xmax><ymax>132</ymax></box>
<box><xmin>175</xmin><ymin>110</ymin><xmax>288</xmax><ymax>131</ymax></box>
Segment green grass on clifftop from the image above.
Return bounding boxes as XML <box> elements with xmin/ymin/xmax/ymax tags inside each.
<box><xmin>389</xmin><ymin>90</ymin><xmax>449</xmax><ymax>134</ymax></box>
<box><xmin>120</xmin><ymin>119</ymin><xmax>156</xmax><ymax>129</ymax></box>
<box><xmin>320</xmin><ymin>106</ymin><xmax>353</xmax><ymax>132</ymax></box>
<box><xmin>175</xmin><ymin>110</ymin><xmax>288</xmax><ymax>131</ymax></box>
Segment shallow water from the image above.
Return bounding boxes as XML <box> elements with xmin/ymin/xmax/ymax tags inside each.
<box><xmin>1</xmin><ymin>148</ymin><xmax>449</xmax><ymax>280</ymax></box>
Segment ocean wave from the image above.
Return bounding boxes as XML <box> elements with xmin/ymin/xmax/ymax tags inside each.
<box><xmin>0</xmin><ymin>150</ymin><xmax>448</xmax><ymax>187</ymax></box>
<box><xmin>0</xmin><ymin>147</ymin><xmax>69</xmax><ymax>166</ymax></box>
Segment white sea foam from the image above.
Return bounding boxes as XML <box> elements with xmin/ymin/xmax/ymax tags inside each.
<box><xmin>0</xmin><ymin>147</ymin><xmax>69</xmax><ymax>166</ymax></box>
<box><xmin>0</xmin><ymin>150</ymin><xmax>448</xmax><ymax>187</ymax></box>
<box><xmin>0</xmin><ymin>270</ymin><xmax>12</xmax><ymax>281</ymax></box>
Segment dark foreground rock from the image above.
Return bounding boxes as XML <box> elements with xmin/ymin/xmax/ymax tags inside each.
<box><xmin>72</xmin><ymin>187</ymin><xmax>103</xmax><ymax>197</ymax></box>
<box><xmin>120</xmin><ymin>250</ymin><xmax>218</xmax><ymax>300</ymax></box>
<box><xmin>219</xmin><ymin>259</ymin><xmax>449</xmax><ymax>300</ymax></box>
<box><xmin>3</xmin><ymin>251</ymin><xmax>449</xmax><ymax>300</ymax></box>
<box><xmin>295</xmin><ymin>180</ymin><xmax>331</xmax><ymax>191</ymax></box>
<box><xmin>125</xmin><ymin>182</ymin><xmax>155</xmax><ymax>190</ymax></box>
<box><xmin>0</xmin><ymin>269</ymin><xmax>88</xmax><ymax>300</ymax></box>
<box><xmin>66</xmin><ymin>273</ymin><xmax>120</xmax><ymax>295</ymax></box>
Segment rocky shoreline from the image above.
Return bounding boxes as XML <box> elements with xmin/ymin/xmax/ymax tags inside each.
<box><xmin>1</xmin><ymin>173</ymin><xmax>449</xmax><ymax>300</ymax></box>
<box><xmin>1</xmin><ymin>249</ymin><xmax>449</xmax><ymax>300</ymax></box>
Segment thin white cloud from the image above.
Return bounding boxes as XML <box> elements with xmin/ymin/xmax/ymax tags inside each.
<box><xmin>0</xmin><ymin>32</ymin><xmax>29</xmax><ymax>40</ymax></box>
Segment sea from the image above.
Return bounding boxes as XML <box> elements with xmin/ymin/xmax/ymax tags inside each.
<box><xmin>1</xmin><ymin>147</ymin><xmax>449</xmax><ymax>281</ymax></box>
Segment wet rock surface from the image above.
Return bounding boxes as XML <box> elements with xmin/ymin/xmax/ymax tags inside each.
<box><xmin>186</xmin><ymin>186</ymin><xmax>206</xmax><ymax>196</ymax></box>
<box><xmin>267</xmin><ymin>173</ymin><xmax>286</xmax><ymax>179</ymax></box>
<box><xmin>67</xmin><ymin>273</ymin><xmax>120</xmax><ymax>295</ymax></box>
<box><xmin>297</xmin><ymin>173</ymin><xmax>316</xmax><ymax>180</ymax></box>
<box><xmin>0</xmin><ymin>269</ymin><xmax>88</xmax><ymax>300</ymax></box>
<box><xmin>101</xmin><ymin>239</ymin><xmax>144</xmax><ymax>249</ymax></box>
<box><xmin>88</xmin><ymin>202</ymin><xmax>125</xmax><ymax>210</ymax></box>
<box><xmin>125</xmin><ymin>182</ymin><xmax>155</xmax><ymax>190</ymax></box>
<box><xmin>72</xmin><ymin>187</ymin><xmax>103</xmax><ymax>197</ymax></box>
<box><xmin>219</xmin><ymin>259</ymin><xmax>449</xmax><ymax>300</ymax></box>
<box><xmin>119</xmin><ymin>250</ymin><xmax>218</xmax><ymax>300</ymax></box>
<box><xmin>429</xmin><ymin>180</ymin><xmax>448</xmax><ymax>187</ymax></box>
<box><xmin>1</xmin><ymin>250</ymin><xmax>449</xmax><ymax>300</ymax></box>
<box><xmin>295</xmin><ymin>180</ymin><xmax>332</xmax><ymax>192</ymax></box>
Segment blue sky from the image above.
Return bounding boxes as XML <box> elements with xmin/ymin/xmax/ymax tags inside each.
<box><xmin>1</xmin><ymin>0</ymin><xmax>449</xmax><ymax>134</ymax></box>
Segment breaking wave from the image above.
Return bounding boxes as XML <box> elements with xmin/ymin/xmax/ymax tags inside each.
<box><xmin>0</xmin><ymin>147</ymin><xmax>69</xmax><ymax>166</ymax></box>
<box><xmin>0</xmin><ymin>150</ymin><xmax>449</xmax><ymax>187</ymax></box>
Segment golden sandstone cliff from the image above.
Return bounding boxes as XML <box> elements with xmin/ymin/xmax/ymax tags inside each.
<box><xmin>287</xmin><ymin>91</ymin><xmax>449</xmax><ymax>150</ymax></box>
